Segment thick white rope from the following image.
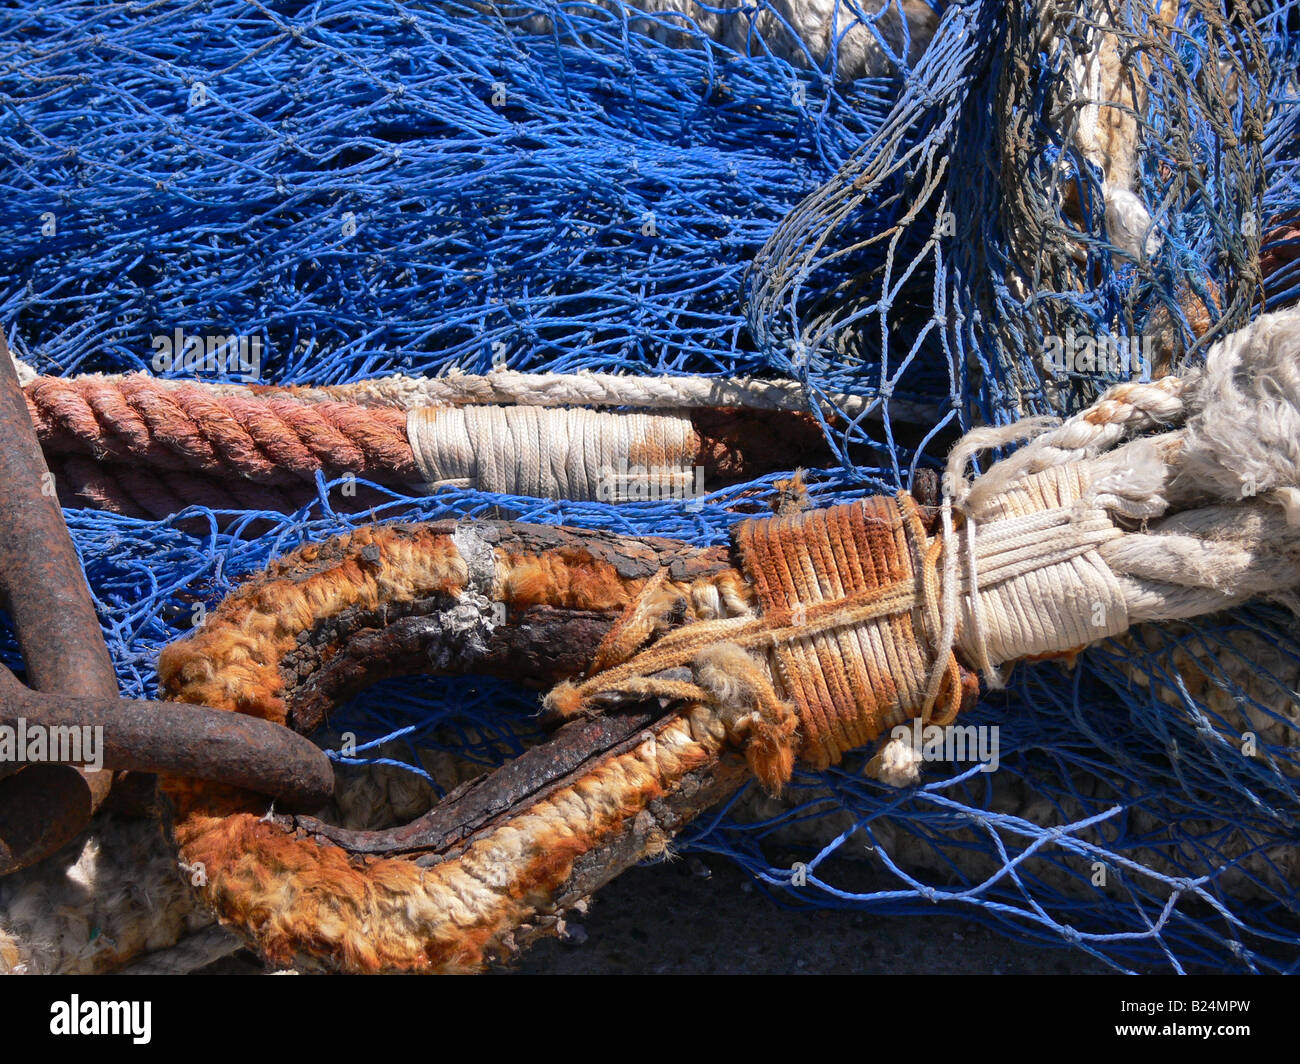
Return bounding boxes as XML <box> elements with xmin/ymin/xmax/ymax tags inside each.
<box><xmin>937</xmin><ymin>309</ymin><xmax>1300</xmax><ymax>687</ymax></box>
<box><xmin>869</xmin><ymin>309</ymin><xmax>1300</xmax><ymax>788</ymax></box>
<box><xmin>407</xmin><ymin>404</ymin><xmax>700</xmax><ymax>499</ymax></box>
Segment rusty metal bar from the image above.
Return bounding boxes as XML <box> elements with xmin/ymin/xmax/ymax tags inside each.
<box><xmin>0</xmin><ymin>668</ymin><xmax>333</xmax><ymax>814</ymax></box>
<box><xmin>0</xmin><ymin>333</ymin><xmax>119</xmax><ymax>872</ymax></box>
<box><xmin>0</xmin><ymin>340</ymin><xmax>120</xmax><ymax>702</ymax></box>
<box><xmin>0</xmin><ymin>334</ymin><xmax>337</xmax><ymax>877</ymax></box>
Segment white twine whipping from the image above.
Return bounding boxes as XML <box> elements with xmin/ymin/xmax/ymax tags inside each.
<box><xmin>406</xmin><ymin>404</ymin><xmax>699</xmax><ymax>499</ymax></box>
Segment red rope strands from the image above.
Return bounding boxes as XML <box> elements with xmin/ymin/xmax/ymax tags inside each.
<box><xmin>25</xmin><ymin>376</ymin><xmax>418</xmax><ymax>486</ymax></box>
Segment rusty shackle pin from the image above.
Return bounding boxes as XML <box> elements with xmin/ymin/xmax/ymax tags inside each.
<box><xmin>0</xmin><ymin>334</ymin><xmax>333</xmax><ymax>876</ymax></box>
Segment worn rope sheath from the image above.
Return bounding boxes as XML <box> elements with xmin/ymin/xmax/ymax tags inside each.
<box><xmin>408</xmin><ymin>406</ymin><xmax>699</xmax><ymax>498</ymax></box>
<box><xmin>10</xmin><ymin>357</ymin><xmax>938</xmax><ymax>423</ymax></box>
<box><xmin>16</xmin><ymin>370</ymin><xmax>836</xmax><ymax>515</ymax></box>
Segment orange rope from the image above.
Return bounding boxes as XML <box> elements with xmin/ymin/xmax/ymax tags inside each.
<box><xmin>26</xmin><ymin>376</ymin><xmax>417</xmax><ymax>486</ymax></box>
<box><xmin>547</xmin><ymin>493</ymin><xmax>966</xmax><ymax>790</ymax></box>
<box><xmin>734</xmin><ymin>493</ymin><xmax>962</xmax><ymax>771</ymax></box>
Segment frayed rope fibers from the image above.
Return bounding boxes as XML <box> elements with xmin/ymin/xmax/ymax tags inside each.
<box><xmin>3</xmin><ymin>0</ymin><xmax>1300</xmax><ymax>973</ymax></box>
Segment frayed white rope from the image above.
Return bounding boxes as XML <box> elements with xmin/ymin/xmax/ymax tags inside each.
<box><xmin>277</xmin><ymin>369</ymin><xmax>939</xmax><ymax>424</ymax></box>
<box><xmin>930</xmin><ymin>310</ymin><xmax>1300</xmax><ymax>683</ymax></box>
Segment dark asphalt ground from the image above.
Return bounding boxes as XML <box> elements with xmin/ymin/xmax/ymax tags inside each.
<box><xmin>498</xmin><ymin>856</ymin><xmax>1112</xmax><ymax>975</ymax></box>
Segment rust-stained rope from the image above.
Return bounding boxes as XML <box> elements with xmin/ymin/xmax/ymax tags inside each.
<box><xmin>546</xmin><ymin>494</ymin><xmax>970</xmax><ymax>790</ymax></box>
<box><xmin>155</xmin><ymin>520</ymin><xmax>752</xmax><ymax>972</ymax></box>
<box><xmin>147</xmin><ymin>491</ymin><xmax>984</xmax><ymax>971</ymax></box>
<box><xmin>23</xmin><ymin>374</ymin><xmax>831</xmax><ymax>516</ymax></box>
<box><xmin>26</xmin><ymin>376</ymin><xmax>416</xmax><ymax>485</ymax></box>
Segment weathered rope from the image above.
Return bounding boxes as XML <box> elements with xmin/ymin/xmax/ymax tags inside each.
<box><xmin>738</xmin><ymin>494</ymin><xmax>965</xmax><ymax>768</ymax></box>
<box><xmin>18</xmin><ymin>371</ymin><xmax>830</xmax><ymax>512</ymax></box>
<box><xmin>8</xmin><ymin>354</ymin><xmax>938</xmax><ymax>424</ymax></box>
<box><xmin>547</xmin><ymin>493</ymin><xmax>962</xmax><ymax>790</ymax></box>
<box><xmin>287</xmin><ymin>369</ymin><xmax>939</xmax><ymax>424</ymax></box>
<box><xmin>549</xmin><ymin>461</ymin><xmax>1131</xmax><ymax>788</ymax></box>
<box><xmin>951</xmin><ymin>375</ymin><xmax>1188</xmax><ymax>514</ymax></box>
<box><xmin>148</xmin><ymin>521</ymin><xmax>752</xmax><ymax>972</ymax></box>
<box><xmin>408</xmin><ymin>405</ymin><xmax>699</xmax><ymax>498</ymax></box>
<box><xmin>25</xmin><ymin>376</ymin><xmax>415</xmax><ymax>485</ymax></box>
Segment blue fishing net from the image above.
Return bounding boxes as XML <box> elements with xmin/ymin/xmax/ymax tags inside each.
<box><xmin>2</xmin><ymin>0</ymin><xmax>1298</xmax><ymax>973</ymax></box>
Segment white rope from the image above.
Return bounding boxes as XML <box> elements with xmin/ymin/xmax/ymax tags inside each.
<box><xmin>940</xmin><ymin>309</ymin><xmax>1300</xmax><ymax>676</ymax></box>
<box><xmin>952</xmin><ymin>462</ymin><xmax>1129</xmax><ymax>668</ymax></box>
<box><xmin>290</xmin><ymin>369</ymin><xmax>937</xmax><ymax>424</ymax></box>
<box><xmin>407</xmin><ymin>405</ymin><xmax>700</xmax><ymax>499</ymax></box>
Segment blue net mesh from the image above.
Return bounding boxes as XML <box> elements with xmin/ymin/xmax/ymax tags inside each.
<box><xmin>2</xmin><ymin>0</ymin><xmax>1299</xmax><ymax>973</ymax></box>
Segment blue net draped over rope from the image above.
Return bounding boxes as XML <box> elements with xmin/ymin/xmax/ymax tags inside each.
<box><xmin>3</xmin><ymin>0</ymin><xmax>1300</xmax><ymax>973</ymax></box>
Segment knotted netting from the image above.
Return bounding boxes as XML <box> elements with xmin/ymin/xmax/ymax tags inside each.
<box><xmin>2</xmin><ymin>0</ymin><xmax>1299</xmax><ymax>973</ymax></box>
